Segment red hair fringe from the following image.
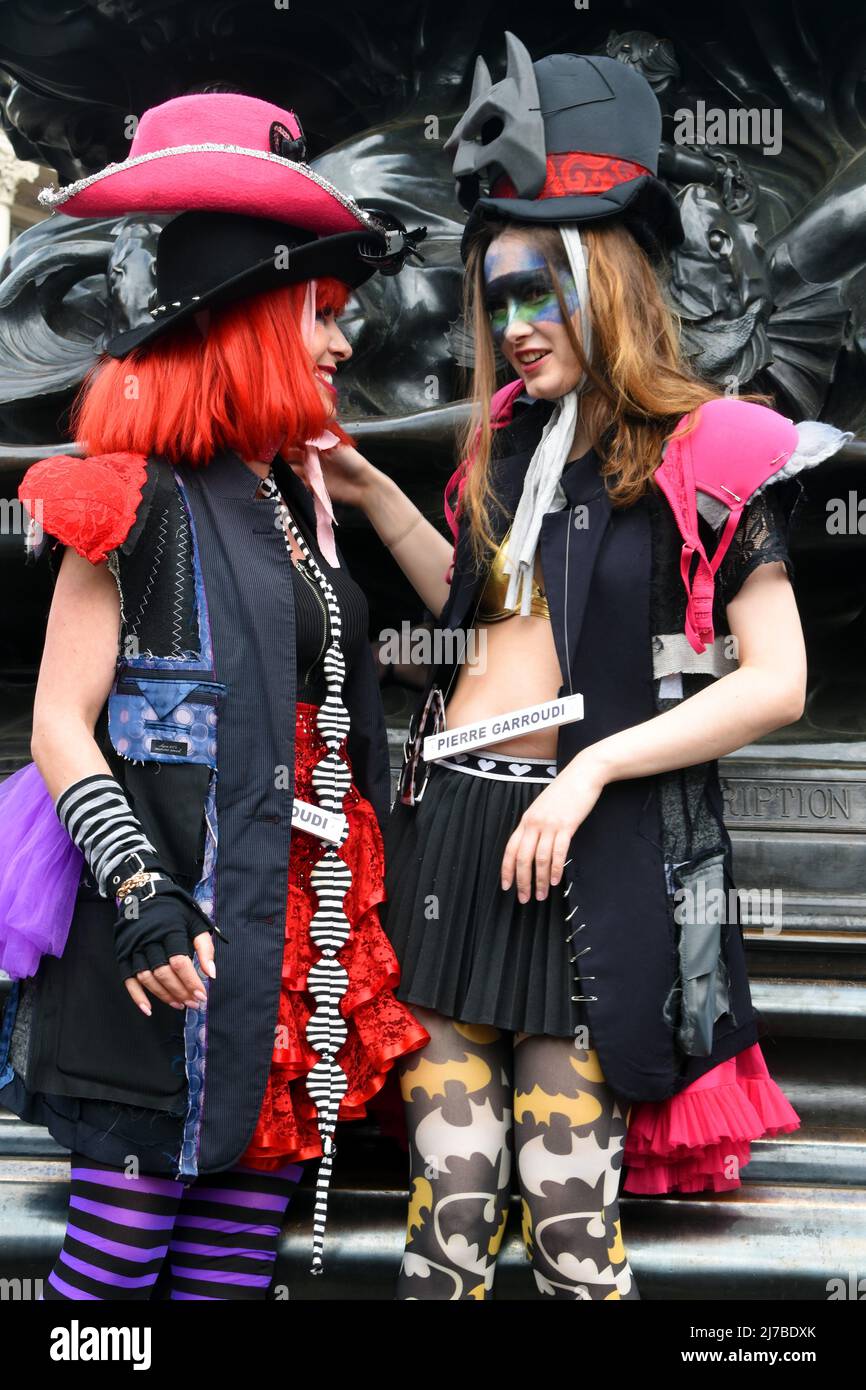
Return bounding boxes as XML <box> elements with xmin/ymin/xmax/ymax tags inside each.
<box><xmin>72</xmin><ymin>277</ymin><xmax>353</xmax><ymax>465</ymax></box>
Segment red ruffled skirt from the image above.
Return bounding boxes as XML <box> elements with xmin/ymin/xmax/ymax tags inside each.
<box><xmin>239</xmin><ymin>702</ymin><xmax>430</xmax><ymax>1169</ymax></box>
<box><xmin>622</xmin><ymin>1042</ymin><xmax>801</xmax><ymax>1194</ymax></box>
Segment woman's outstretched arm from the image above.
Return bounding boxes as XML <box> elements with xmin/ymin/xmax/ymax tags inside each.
<box><xmin>313</xmin><ymin>443</ymin><xmax>454</xmax><ymax>618</ymax></box>
<box><xmin>578</xmin><ymin>560</ymin><xmax>807</xmax><ymax>784</ymax></box>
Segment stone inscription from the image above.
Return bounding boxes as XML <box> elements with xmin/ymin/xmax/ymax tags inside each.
<box><xmin>721</xmin><ymin>778</ymin><xmax>866</xmax><ymax>825</ymax></box>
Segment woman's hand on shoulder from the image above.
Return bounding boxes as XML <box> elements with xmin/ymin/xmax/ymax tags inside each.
<box><xmin>287</xmin><ymin>440</ymin><xmax>452</xmax><ymax>614</ymax></box>
<box><xmin>500</xmin><ymin>752</ymin><xmax>607</xmax><ymax>902</ymax></box>
<box><xmin>320</xmin><ymin>442</ymin><xmax>378</xmax><ymax>509</ymax></box>
<box><xmin>284</xmin><ymin>441</ymin><xmax>377</xmax><ymax>510</ymax></box>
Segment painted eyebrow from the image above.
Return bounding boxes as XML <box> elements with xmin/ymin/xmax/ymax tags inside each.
<box><xmin>483</xmin><ymin>269</ymin><xmax>556</xmax><ymax>302</ymax></box>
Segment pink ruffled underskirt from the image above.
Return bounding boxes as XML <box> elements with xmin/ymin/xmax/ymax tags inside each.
<box><xmin>622</xmin><ymin>1042</ymin><xmax>801</xmax><ymax>1194</ymax></box>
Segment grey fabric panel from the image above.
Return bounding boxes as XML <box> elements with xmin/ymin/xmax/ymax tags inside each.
<box><xmin>671</xmin><ymin>850</ymin><xmax>731</xmax><ymax>1056</ymax></box>
<box><xmin>652</xmin><ymin>631</ymin><xmax>738</xmax><ymax>679</ymax></box>
<box><xmin>696</xmin><ymin>492</ymin><xmax>731</xmax><ymax>530</ymax></box>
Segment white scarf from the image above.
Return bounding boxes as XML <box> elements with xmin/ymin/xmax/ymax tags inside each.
<box><xmin>502</xmin><ymin>226</ymin><xmax>592</xmax><ymax>614</ymax></box>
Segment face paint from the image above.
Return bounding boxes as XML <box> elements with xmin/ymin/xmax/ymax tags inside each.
<box><xmin>483</xmin><ymin>240</ymin><xmax>579</xmax><ymax>344</ymax></box>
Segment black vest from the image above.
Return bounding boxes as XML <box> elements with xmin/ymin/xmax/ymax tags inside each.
<box><xmin>27</xmin><ymin>451</ymin><xmax>392</xmax><ymax>1172</ymax></box>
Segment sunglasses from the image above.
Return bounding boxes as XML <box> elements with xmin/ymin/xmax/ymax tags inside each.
<box><xmin>398</xmin><ymin>684</ymin><xmax>446</xmax><ymax>806</ymax></box>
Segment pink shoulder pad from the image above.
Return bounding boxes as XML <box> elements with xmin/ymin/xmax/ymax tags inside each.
<box><xmin>655</xmin><ymin>398</ymin><xmax>799</xmax><ymax>654</ymax></box>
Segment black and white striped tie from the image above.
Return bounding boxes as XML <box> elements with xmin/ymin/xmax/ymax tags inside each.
<box><xmin>260</xmin><ymin>468</ymin><xmax>352</xmax><ymax>1274</ymax></box>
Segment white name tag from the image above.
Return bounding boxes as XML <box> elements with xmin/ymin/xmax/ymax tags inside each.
<box><xmin>423</xmin><ymin>693</ymin><xmax>584</xmax><ymax>761</ymax></box>
<box><xmin>292</xmin><ymin>798</ymin><xmax>346</xmax><ymax>844</ymax></box>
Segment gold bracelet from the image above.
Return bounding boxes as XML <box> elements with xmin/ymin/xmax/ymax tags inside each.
<box><xmin>116</xmin><ymin>870</ymin><xmax>160</xmax><ymax>901</ymax></box>
<box><xmin>385</xmin><ymin>513</ymin><xmax>423</xmax><ymax>550</ymax></box>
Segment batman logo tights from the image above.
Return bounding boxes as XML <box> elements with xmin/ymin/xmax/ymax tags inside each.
<box><xmin>396</xmin><ymin>1005</ymin><xmax>639</xmax><ymax>1300</ymax></box>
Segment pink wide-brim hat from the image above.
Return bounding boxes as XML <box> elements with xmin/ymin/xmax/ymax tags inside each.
<box><xmin>37</xmin><ymin>92</ymin><xmax>373</xmax><ymax>236</ymax></box>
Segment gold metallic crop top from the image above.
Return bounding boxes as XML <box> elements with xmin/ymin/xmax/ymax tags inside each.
<box><xmin>477</xmin><ymin>524</ymin><xmax>551</xmax><ymax>622</ymax></box>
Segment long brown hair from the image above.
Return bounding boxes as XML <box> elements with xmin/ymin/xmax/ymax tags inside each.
<box><xmin>458</xmin><ymin>217</ymin><xmax>771</xmax><ymax>566</ymax></box>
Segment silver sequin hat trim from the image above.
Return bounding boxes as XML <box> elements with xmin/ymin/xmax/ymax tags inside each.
<box><xmin>37</xmin><ymin>143</ymin><xmax>376</xmax><ymax>231</ymax></box>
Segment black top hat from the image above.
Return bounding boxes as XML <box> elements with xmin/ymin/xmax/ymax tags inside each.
<box><xmin>446</xmin><ymin>34</ymin><xmax>684</xmax><ymax>261</ymax></box>
<box><xmin>104</xmin><ymin>208</ymin><xmax>425</xmax><ymax>358</ymax></box>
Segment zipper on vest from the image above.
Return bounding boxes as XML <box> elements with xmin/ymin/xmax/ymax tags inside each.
<box><xmin>295</xmin><ymin>556</ymin><xmax>330</xmax><ymax>683</ymax></box>
<box><xmin>430</xmin><ymin>511</ymin><xmax>516</xmax><ymax>711</ymax></box>
<box><xmin>563</xmin><ymin>508</ymin><xmax>574</xmax><ymax>696</ymax></box>
<box><xmin>433</xmin><ymin>571</ymin><xmax>487</xmax><ymax>711</ymax></box>
<box><xmin>114</xmin><ymin>676</ymin><xmax>223</xmax><ymax>704</ymax></box>
<box><xmin>115</xmin><ymin>666</ymin><xmax>220</xmax><ymax>682</ymax></box>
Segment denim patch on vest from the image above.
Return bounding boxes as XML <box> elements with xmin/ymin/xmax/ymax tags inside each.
<box><xmin>108</xmin><ymin>669</ymin><xmax>224</xmax><ymax>765</ymax></box>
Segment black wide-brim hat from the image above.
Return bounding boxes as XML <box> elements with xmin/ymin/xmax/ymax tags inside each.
<box><xmin>103</xmin><ymin>209</ymin><xmax>400</xmax><ymax>358</ymax></box>
<box><xmin>446</xmin><ymin>37</ymin><xmax>684</xmax><ymax>262</ymax></box>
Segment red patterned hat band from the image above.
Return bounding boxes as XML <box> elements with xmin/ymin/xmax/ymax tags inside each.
<box><xmin>491</xmin><ymin>150</ymin><xmax>651</xmax><ymax>200</ymax></box>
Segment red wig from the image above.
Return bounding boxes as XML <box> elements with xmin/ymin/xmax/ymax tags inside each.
<box><xmin>71</xmin><ymin>277</ymin><xmax>353</xmax><ymax>465</ymax></box>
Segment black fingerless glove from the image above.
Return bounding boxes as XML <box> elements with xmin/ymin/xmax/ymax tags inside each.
<box><xmin>111</xmin><ymin>849</ymin><xmax>216</xmax><ymax>982</ymax></box>
<box><xmin>54</xmin><ymin>774</ymin><xmax>219</xmax><ymax>983</ymax></box>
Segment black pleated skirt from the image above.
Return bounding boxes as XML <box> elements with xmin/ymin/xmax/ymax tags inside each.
<box><xmin>381</xmin><ymin>760</ymin><xmax>585</xmax><ymax>1038</ymax></box>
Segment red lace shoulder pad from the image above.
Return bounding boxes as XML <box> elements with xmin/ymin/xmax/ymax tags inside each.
<box><xmin>18</xmin><ymin>452</ymin><xmax>150</xmax><ymax>564</ymax></box>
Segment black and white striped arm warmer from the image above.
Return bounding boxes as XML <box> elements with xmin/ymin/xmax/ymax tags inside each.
<box><xmin>55</xmin><ymin>773</ymin><xmax>158</xmax><ymax>900</ymax></box>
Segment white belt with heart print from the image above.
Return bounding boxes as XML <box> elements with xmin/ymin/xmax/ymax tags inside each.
<box><xmin>422</xmin><ymin>693</ymin><xmax>584</xmax><ymax>764</ymax></box>
<box><xmin>437</xmin><ymin>749</ymin><xmax>559</xmax><ymax>783</ymax></box>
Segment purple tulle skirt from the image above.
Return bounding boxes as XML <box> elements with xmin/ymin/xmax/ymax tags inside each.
<box><xmin>0</xmin><ymin>762</ymin><xmax>83</xmax><ymax>979</ymax></box>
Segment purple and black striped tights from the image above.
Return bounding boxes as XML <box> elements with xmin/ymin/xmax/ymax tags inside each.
<box><xmin>41</xmin><ymin>1153</ymin><xmax>304</xmax><ymax>1300</ymax></box>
